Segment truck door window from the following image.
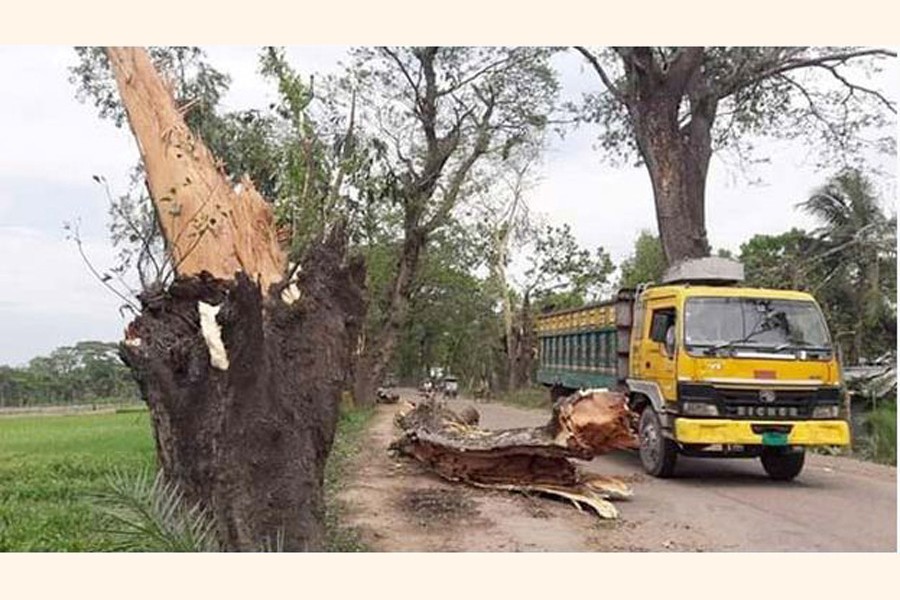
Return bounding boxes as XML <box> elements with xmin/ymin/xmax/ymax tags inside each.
<box><xmin>649</xmin><ymin>308</ymin><xmax>677</xmax><ymax>358</ymax></box>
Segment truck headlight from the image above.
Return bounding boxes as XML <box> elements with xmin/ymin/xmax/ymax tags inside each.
<box><xmin>812</xmin><ymin>405</ymin><xmax>840</xmax><ymax>419</ymax></box>
<box><xmin>682</xmin><ymin>401</ymin><xmax>719</xmax><ymax>416</ymax></box>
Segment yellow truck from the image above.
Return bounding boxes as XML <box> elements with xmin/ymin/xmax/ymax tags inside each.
<box><xmin>535</xmin><ymin>258</ymin><xmax>850</xmax><ymax>481</ymax></box>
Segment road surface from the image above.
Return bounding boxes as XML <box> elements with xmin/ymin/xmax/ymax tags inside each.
<box><xmin>339</xmin><ymin>390</ymin><xmax>896</xmax><ymax>551</ymax></box>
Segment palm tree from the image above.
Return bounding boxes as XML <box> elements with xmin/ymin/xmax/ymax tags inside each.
<box><xmin>799</xmin><ymin>168</ymin><xmax>896</xmax><ymax>365</ymax></box>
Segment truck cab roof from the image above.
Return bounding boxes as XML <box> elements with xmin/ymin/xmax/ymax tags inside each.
<box><xmin>642</xmin><ymin>284</ymin><xmax>818</xmax><ymax>303</ymax></box>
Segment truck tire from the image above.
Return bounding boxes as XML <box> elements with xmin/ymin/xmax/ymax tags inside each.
<box><xmin>639</xmin><ymin>406</ymin><xmax>678</xmax><ymax>478</ymax></box>
<box><xmin>760</xmin><ymin>448</ymin><xmax>805</xmax><ymax>481</ymax></box>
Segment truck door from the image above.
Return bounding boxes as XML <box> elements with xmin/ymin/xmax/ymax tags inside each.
<box><xmin>641</xmin><ymin>299</ymin><xmax>678</xmax><ymax>402</ymax></box>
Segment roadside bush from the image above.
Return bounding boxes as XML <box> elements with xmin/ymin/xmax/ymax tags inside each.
<box><xmin>861</xmin><ymin>402</ymin><xmax>897</xmax><ymax>466</ymax></box>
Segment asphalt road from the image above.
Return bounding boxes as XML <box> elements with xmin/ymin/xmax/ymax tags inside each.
<box><xmin>454</xmin><ymin>396</ymin><xmax>897</xmax><ymax>552</ymax></box>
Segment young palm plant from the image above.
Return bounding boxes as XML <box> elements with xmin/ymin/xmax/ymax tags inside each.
<box><xmin>91</xmin><ymin>468</ymin><xmax>219</xmax><ymax>552</ymax></box>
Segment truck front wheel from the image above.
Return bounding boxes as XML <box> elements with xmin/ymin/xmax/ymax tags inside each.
<box><xmin>639</xmin><ymin>406</ymin><xmax>678</xmax><ymax>478</ymax></box>
<box><xmin>760</xmin><ymin>448</ymin><xmax>805</xmax><ymax>481</ymax></box>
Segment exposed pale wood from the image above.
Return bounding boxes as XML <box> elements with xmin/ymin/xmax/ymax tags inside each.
<box><xmin>106</xmin><ymin>47</ymin><xmax>286</xmax><ymax>291</ymax></box>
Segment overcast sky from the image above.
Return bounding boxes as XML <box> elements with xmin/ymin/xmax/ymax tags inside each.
<box><xmin>0</xmin><ymin>46</ymin><xmax>895</xmax><ymax>366</ymax></box>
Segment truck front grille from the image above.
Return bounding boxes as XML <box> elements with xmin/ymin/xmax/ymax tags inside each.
<box><xmin>677</xmin><ymin>383</ymin><xmax>840</xmax><ymax>420</ymax></box>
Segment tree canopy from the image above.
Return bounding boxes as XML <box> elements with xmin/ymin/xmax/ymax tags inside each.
<box><xmin>574</xmin><ymin>46</ymin><xmax>896</xmax><ymax>263</ymax></box>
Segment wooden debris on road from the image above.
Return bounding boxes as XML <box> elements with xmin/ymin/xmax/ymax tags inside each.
<box><xmin>390</xmin><ymin>390</ymin><xmax>638</xmax><ymax>519</ymax></box>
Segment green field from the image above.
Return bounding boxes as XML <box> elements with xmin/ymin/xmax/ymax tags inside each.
<box><xmin>0</xmin><ymin>406</ymin><xmax>371</xmax><ymax>551</ymax></box>
<box><xmin>0</xmin><ymin>410</ymin><xmax>155</xmax><ymax>551</ymax></box>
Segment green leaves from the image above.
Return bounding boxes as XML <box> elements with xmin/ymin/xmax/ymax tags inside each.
<box><xmin>525</xmin><ymin>222</ymin><xmax>614</xmax><ymax>303</ymax></box>
<box><xmin>618</xmin><ymin>230</ymin><xmax>666</xmax><ymax>288</ymax></box>
<box><xmin>0</xmin><ymin>341</ymin><xmax>137</xmax><ymax>407</ymax></box>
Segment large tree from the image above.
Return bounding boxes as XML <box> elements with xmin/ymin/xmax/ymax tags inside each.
<box><xmin>98</xmin><ymin>47</ymin><xmax>366</xmax><ymax>551</ymax></box>
<box><xmin>574</xmin><ymin>46</ymin><xmax>896</xmax><ymax>264</ymax></box>
<box><xmin>348</xmin><ymin>46</ymin><xmax>558</xmax><ymax>404</ymax></box>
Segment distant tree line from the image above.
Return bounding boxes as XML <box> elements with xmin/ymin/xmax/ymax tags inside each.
<box><xmin>0</xmin><ymin>341</ymin><xmax>138</xmax><ymax>407</ymax></box>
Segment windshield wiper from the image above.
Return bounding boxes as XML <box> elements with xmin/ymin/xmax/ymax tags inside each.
<box><xmin>774</xmin><ymin>342</ymin><xmax>832</xmax><ymax>353</ymax></box>
<box><xmin>704</xmin><ymin>329</ymin><xmax>768</xmax><ymax>355</ymax></box>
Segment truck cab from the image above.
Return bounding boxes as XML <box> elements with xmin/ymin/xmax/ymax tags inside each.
<box><xmin>535</xmin><ymin>258</ymin><xmax>850</xmax><ymax>481</ymax></box>
<box><xmin>628</xmin><ymin>281</ymin><xmax>848</xmax><ymax>480</ymax></box>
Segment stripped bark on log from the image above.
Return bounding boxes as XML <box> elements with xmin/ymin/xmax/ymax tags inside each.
<box><xmin>390</xmin><ymin>390</ymin><xmax>638</xmax><ymax>519</ymax></box>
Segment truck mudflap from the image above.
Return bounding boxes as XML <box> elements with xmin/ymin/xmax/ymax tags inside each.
<box><xmin>673</xmin><ymin>418</ymin><xmax>850</xmax><ymax>446</ymax></box>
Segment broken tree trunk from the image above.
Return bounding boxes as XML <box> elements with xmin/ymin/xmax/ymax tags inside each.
<box><xmin>109</xmin><ymin>47</ymin><xmax>367</xmax><ymax>551</ymax></box>
<box><xmin>106</xmin><ymin>47</ymin><xmax>285</xmax><ymax>289</ymax></box>
<box><xmin>391</xmin><ymin>390</ymin><xmax>638</xmax><ymax>519</ymax></box>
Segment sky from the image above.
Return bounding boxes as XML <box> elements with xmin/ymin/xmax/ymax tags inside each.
<box><xmin>0</xmin><ymin>46</ymin><xmax>896</xmax><ymax>366</ymax></box>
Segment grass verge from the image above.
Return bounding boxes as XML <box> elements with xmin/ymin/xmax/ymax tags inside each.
<box><xmin>324</xmin><ymin>406</ymin><xmax>374</xmax><ymax>551</ymax></box>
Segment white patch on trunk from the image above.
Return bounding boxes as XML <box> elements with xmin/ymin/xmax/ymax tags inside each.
<box><xmin>281</xmin><ymin>282</ymin><xmax>301</xmax><ymax>305</ymax></box>
<box><xmin>280</xmin><ymin>262</ymin><xmax>302</xmax><ymax>305</ymax></box>
<box><xmin>198</xmin><ymin>301</ymin><xmax>229</xmax><ymax>370</ymax></box>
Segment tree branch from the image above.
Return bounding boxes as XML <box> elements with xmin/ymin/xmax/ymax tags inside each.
<box><xmin>716</xmin><ymin>47</ymin><xmax>896</xmax><ymax>101</ymax></box>
<box><xmin>574</xmin><ymin>47</ymin><xmax>627</xmax><ymax>106</ymax></box>
<box><xmin>814</xmin><ymin>62</ymin><xmax>897</xmax><ymax>114</ymax></box>
<box><xmin>437</xmin><ymin>52</ymin><xmax>518</xmax><ymax>98</ymax></box>
<box><xmin>424</xmin><ymin>89</ymin><xmax>496</xmax><ymax>232</ymax></box>
<box><xmin>380</xmin><ymin>47</ymin><xmax>421</xmax><ymax>103</ymax></box>
<box><xmin>665</xmin><ymin>46</ymin><xmax>705</xmax><ymax>95</ymax></box>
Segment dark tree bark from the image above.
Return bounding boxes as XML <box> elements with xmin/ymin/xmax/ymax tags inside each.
<box><xmin>515</xmin><ymin>294</ymin><xmax>537</xmax><ymax>387</ymax></box>
<box><xmin>620</xmin><ymin>47</ymin><xmax>713</xmax><ymax>264</ymax></box>
<box><xmin>632</xmin><ymin>98</ymin><xmax>713</xmax><ymax>262</ymax></box>
<box><xmin>354</xmin><ymin>225</ymin><xmax>427</xmax><ymax>404</ymax></box>
<box><xmin>121</xmin><ymin>229</ymin><xmax>365</xmax><ymax>551</ymax></box>
<box><xmin>506</xmin><ymin>293</ymin><xmax>536</xmax><ymax>391</ymax></box>
<box><xmin>353</xmin><ymin>47</ymin><xmax>494</xmax><ymax>405</ymax></box>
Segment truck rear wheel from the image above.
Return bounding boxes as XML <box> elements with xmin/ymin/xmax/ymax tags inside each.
<box><xmin>639</xmin><ymin>406</ymin><xmax>678</xmax><ymax>478</ymax></box>
<box><xmin>760</xmin><ymin>448</ymin><xmax>805</xmax><ymax>481</ymax></box>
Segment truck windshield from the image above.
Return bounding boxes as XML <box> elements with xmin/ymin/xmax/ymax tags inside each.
<box><xmin>684</xmin><ymin>297</ymin><xmax>831</xmax><ymax>352</ymax></box>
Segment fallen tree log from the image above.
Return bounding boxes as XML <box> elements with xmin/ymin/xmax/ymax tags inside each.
<box><xmin>108</xmin><ymin>47</ymin><xmax>366</xmax><ymax>551</ymax></box>
<box><xmin>390</xmin><ymin>390</ymin><xmax>638</xmax><ymax>519</ymax></box>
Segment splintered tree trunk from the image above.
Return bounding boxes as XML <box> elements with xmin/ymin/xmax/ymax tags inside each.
<box><xmin>108</xmin><ymin>47</ymin><xmax>366</xmax><ymax>551</ymax></box>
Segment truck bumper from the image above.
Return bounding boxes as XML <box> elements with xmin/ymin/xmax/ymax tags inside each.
<box><xmin>673</xmin><ymin>418</ymin><xmax>850</xmax><ymax>446</ymax></box>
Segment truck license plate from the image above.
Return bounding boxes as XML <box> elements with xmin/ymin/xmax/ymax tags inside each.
<box><xmin>762</xmin><ymin>432</ymin><xmax>788</xmax><ymax>446</ymax></box>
